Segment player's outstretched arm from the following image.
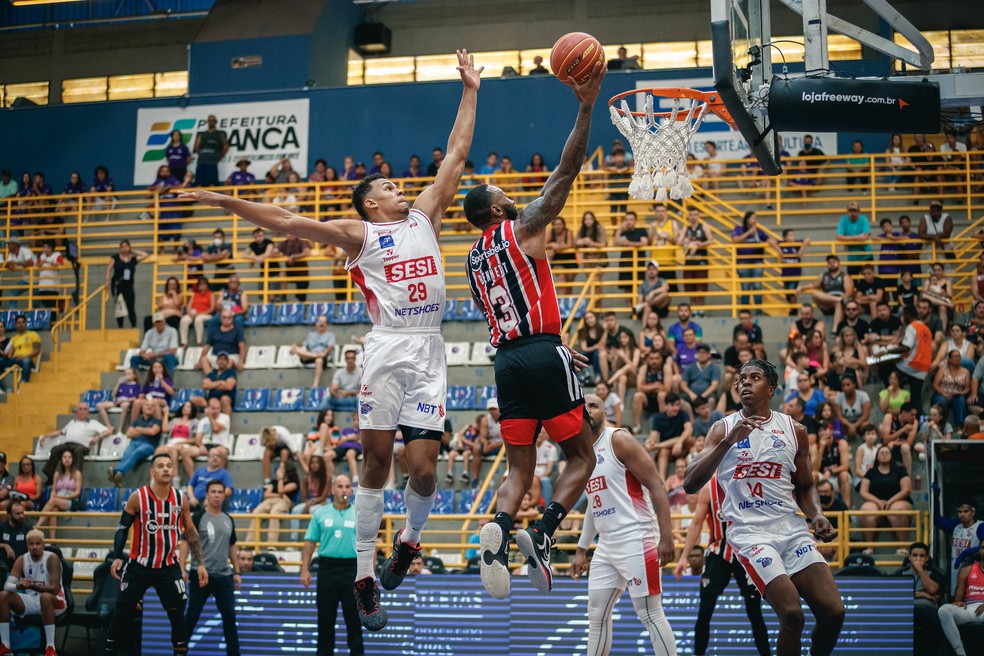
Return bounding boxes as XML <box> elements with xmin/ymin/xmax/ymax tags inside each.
<box><xmin>612</xmin><ymin>428</ymin><xmax>676</xmax><ymax>564</ymax></box>
<box><xmin>572</xmin><ymin>504</ymin><xmax>598</xmax><ymax>581</ymax></box>
<box><xmin>413</xmin><ymin>49</ymin><xmax>482</xmax><ymax>232</ymax></box>
<box><xmin>791</xmin><ymin>422</ymin><xmax>836</xmax><ymax>542</ymax></box>
<box><xmin>517</xmin><ymin>62</ymin><xmax>605</xmax><ymax>236</ymax></box>
<box><xmin>178</xmin><ymin>189</ymin><xmax>364</xmax><ymax>256</ymax></box>
<box><xmin>675</xmin><ymin>486</ymin><xmax>710</xmax><ymax>579</ymax></box>
<box><xmin>684</xmin><ymin>414</ymin><xmax>764</xmax><ymax>493</ymax></box>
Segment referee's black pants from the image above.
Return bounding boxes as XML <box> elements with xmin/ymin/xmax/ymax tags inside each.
<box><xmin>317</xmin><ymin>557</ymin><xmax>364</xmax><ymax>656</ymax></box>
<box><xmin>186</xmin><ymin>572</ymin><xmax>240</xmax><ymax>656</ymax></box>
<box><xmin>694</xmin><ymin>551</ymin><xmax>771</xmax><ymax>656</ymax></box>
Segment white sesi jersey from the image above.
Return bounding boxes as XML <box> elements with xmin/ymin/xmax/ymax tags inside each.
<box><xmin>345</xmin><ymin>208</ymin><xmax>446</xmax><ymax>329</ymax></box>
<box><xmin>585</xmin><ymin>426</ymin><xmax>659</xmax><ymax>541</ymax></box>
<box><xmin>716</xmin><ymin>410</ymin><xmax>800</xmax><ymax>528</ymax></box>
<box><xmin>953</xmin><ymin>520</ymin><xmax>983</xmax><ymax>567</ymax></box>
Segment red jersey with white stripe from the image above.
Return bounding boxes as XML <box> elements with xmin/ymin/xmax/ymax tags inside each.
<box><xmin>467</xmin><ymin>219</ymin><xmax>562</xmax><ymax>347</ymax></box>
<box><xmin>346</xmin><ymin>209</ymin><xmax>446</xmax><ymax>329</ymax></box>
<box><xmin>22</xmin><ymin>550</ymin><xmax>66</xmax><ymax>610</ymax></box>
<box><xmin>707</xmin><ymin>475</ymin><xmax>734</xmax><ymax>561</ymax></box>
<box><xmin>716</xmin><ymin>410</ymin><xmax>800</xmax><ymax>528</ymax></box>
<box><xmin>585</xmin><ymin>426</ymin><xmax>660</xmax><ymax>541</ymax></box>
<box><xmin>130</xmin><ymin>485</ymin><xmax>183</xmax><ymax>568</ymax></box>
<box><xmin>966</xmin><ymin>562</ymin><xmax>984</xmax><ymax>604</ymax></box>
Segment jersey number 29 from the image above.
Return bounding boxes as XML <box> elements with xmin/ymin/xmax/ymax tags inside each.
<box><xmin>408</xmin><ymin>282</ymin><xmax>427</xmax><ymax>302</ymax></box>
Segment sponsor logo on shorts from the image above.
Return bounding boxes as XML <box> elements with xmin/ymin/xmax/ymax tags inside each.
<box><xmin>360</xmin><ymin>384</ymin><xmax>372</xmax><ymax>397</ymax></box>
<box><xmin>585</xmin><ymin>476</ymin><xmax>608</xmax><ymax>494</ymax></box>
<box><xmin>360</xmin><ymin>401</ymin><xmax>372</xmax><ymax>415</ymax></box>
<box><xmin>756</xmin><ymin>556</ymin><xmax>773</xmax><ymax>568</ymax></box>
<box><xmin>736</xmin><ymin>437</ymin><xmax>751</xmax><ymax>449</ymax></box>
<box><xmin>795</xmin><ymin>544</ymin><xmax>816</xmax><ymax>558</ymax></box>
<box><xmin>378</xmin><ymin>235</ymin><xmax>395</xmax><ymax>249</ymax></box>
<box><xmin>384</xmin><ymin>255</ymin><xmax>439</xmax><ymax>283</ymax></box>
<box><xmin>749</xmin><ymin>546</ymin><xmax>765</xmax><ymax>557</ymax></box>
<box><xmin>629</xmin><ymin>577</ymin><xmax>642</xmax><ymax>587</ymax></box>
<box><xmin>733</xmin><ymin>461</ymin><xmax>783</xmax><ymax>480</ymax></box>
<box><xmin>417</xmin><ymin>402</ymin><xmax>442</xmax><ymax>415</ymax></box>
<box><xmin>394</xmin><ymin>303</ymin><xmax>441</xmax><ymax>317</ymax></box>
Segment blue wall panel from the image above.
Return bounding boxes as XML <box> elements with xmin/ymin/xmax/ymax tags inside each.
<box><xmin>190</xmin><ymin>36</ymin><xmax>314</xmax><ymax>95</ymax></box>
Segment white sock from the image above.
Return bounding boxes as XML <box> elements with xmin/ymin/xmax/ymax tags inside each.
<box><xmin>402</xmin><ymin>483</ymin><xmax>435</xmax><ymax>545</ymax></box>
<box><xmin>0</xmin><ymin>622</ymin><xmax>9</xmax><ymax>647</ymax></box>
<box><xmin>44</xmin><ymin>623</ymin><xmax>55</xmax><ymax>648</ymax></box>
<box><xmin>354</xmin><ymin>486</ymin><xmax>384</xmax><ymax>580</ymax></box>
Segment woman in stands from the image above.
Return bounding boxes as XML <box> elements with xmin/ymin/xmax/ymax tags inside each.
<box><xmin>858</xmin><ymin>444</ymin><xmax>913</xmax><ymax>556</ymax></box>
<box><xmin>448</xmin><ymin>415</ymin><xmax>482</xmax><ymax>485</ymax></box>
<box><xmin>132</xmin><ymin>360</ymin><xmax>174</xmax><ymax>423</ymax></box>
<box><xmin>301</xmin><ymin>408</ymin><xmax>340</xmax><ymax>478</ymax></box>
<box><xmin>57</xmin><ymin>171</ymin><xmax>86</xmax><ymax>214</ymax></box>
<box><xmin>320</xmin><ymin>165</ymin><xmax>344</xmax><ymax>217</ymax></box>
<box><xmin>805</xmin><ymin>329</ymin><xmax>830</xmax><ymax>384</ymax></box>
<box><xmin>783</xmin><ymin>370</ymin><xmax>827</xmax><ymax>417</ymax></box>
<box><xmin>878</xmin><ymin>369</ymin><xmax>911</xmax><ymax>414</ymax></box>
<box><xmin>166</xmin><ymin>130</ymin><xmax>192</xmax><ymax>182</ymax></box>
<box><xmin>97</xmin><ymin>367</ymin><xmax>143</xmax><ymax>434</ymax></box>
<box><xmin>33</xmin><ymin>450</ymin><xmax>82</xmax><ymax>538</ymax></box>
<box><xmin>164</xmin><ymin>401</ymin><xmax>202</xmax><ymax>478</ymax></box>
<box><xmin>88</xmin><ymin>164</ymin><xmax>116</xmax><ymax>219</ymax></box>
<box><xmin>883</xmin><ymin>133</ymin><xmax>907</xmax><ymax>190</ymax></box>
<box><xmin>143</xmin><ymin>276</ymin><xmax>184</xmax><ymax>332</ymax></box>
<box><xmin>180</xmin><ymin>275</ymin><xmax>213</xmax><ymax>347</ymax></box>
<box><xmin>250</xmin><ymin>459</ymin><xmax>300</xmax><ymax>546</ymax></box>
<box><xmin>812</xmin><ymin>422</ymin><xmax>852</xmax><ymax>506</ymax></box>
<box><xmin>12</xmin><ymin>457</ymin><xmax>42</xmax><ymax>511</ymax></box>
<box><xmin>932</xmin><ymin>348</ymin><xmax>972</xmax><ymax>427</ymax></box>
<box><xmin>637</xmin><ymin>311</ymin><xmax>668</xmax><ymax>359</ymax></box>
<box><xmin>833</xmin><ymin>374</ymin><xmax>871</xmax><ymax>440</ymax></box>
<box><xmin>105</xmin><ymin>239</ymin><xmax>150</xmax><ymax>329</ymax></box>
<box><xmin>290</xmin><ymin>453</ymin><xmax>329</xmax><ymax>539</ymax></box>
<box><xmin>545</xmin><ymin>216</ymin><xmax>576</xmax><ymax>286</ymax></box>
<box><xmin>931</xmin><ymin>322</ymin><xmax>976</xmax><ymax>374</ymax></box>
<box><xmin>922</xmin><ymin>262</ymin><xmax>955</xmax><ymax>331</ymax></box>
<box><xmin>576</xmin><ymin>311</ymin><xmax>604</xmax><ymax>384</ymax></box>
<box><xmin>828</xmin><ymin>326</ymin><xmax>868</xmax><ymax>389</ymax></box>
<box><xmin>174</xmin><ymin>237</ymin><xmax>204</xmax><ymax>281</ymax></box>
<box><xmin>605</xmin><ymin>330</ymin><xmax>640</xmax><ymax>408</ymax></box>
<box><xmin>523</xmin><ymin>152</ymin><xmax>549</xmax><ymax>194</ymax></box>
<box><xmin>814</xmin><ymin>401</ymin><xmax>845</xmax><ymax>442</ymax></box>
<box><xmin>574</xmin><ymin>211</ymin><xmax>607</xmax><ymax>298</ymax></box>
<box><xmin>919</xmin><ymin>402</ymin><xmax>953</xmax><ymax>445</ymax></box>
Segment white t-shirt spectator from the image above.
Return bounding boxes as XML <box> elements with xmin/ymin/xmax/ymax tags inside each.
<box><xmin>487</xmin><ymin>413</ymin><xmax>501</xmax><ymax>442</ymax></box>
<box><xmin>141</xmin><ymin>325</ymin><xmax>179</xmax><ymax>354</ymax></box>
<box><xmin>198</xmin><ymin>413</ymin><xmax>231</xmax><ymax>449</ymax></box>
<box><xmin>534</xmin><ymin>441</ymin><xmax>558</xmax><ymax>479</ymax></box>
<box><xmin>603</xmin><ymin>393</ymin><xmax>622</xmax><ymax>425</ymax></box>
<box><xmin>834</xmin><ymin>389</ymin><xmax>870</xmax><ymax>422</ymax></box>
<box><xmin>56</xmin><ymin>419</ymin><xmax>109</xmax><ymax>447</ymax></box>
<box><xmin>331</xmin><ymin>367</ymin><xmax>360</xmax><ymax>394</ymax></box>
<box><xmin>4</xmin><ymin>246</ymin><xmax>35</xmax><ymax>282</ymax></box>
<box><xmin>303</xmin><ymin>330</ymin><xmax>336</xmax><ymax>354</ymax></box>
<box><xmin>36</xmin><ymin>250</ymin><xmax>65</xmax><ymax>289</ymax></box>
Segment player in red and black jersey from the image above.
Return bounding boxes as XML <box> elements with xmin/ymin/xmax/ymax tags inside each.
<box><xmin>675</xmin><ymin>477</ymin><xmax>771</xmax><ymax>656</ymax></box>
<box><xmin>462</xmin><ymin>60</ymin><xmax>605</xmax><ymax>600</ymax></box>
<box><xmin>104</xmin><ymin>453</ymin><xmax>205</xmax><ymax>656</ymax></box>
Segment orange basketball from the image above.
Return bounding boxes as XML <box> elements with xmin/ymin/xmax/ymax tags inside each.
<box><xmin>550</xmin><ymin>32</ymin><xmax>605</xmax><ymax>85</ymax></box>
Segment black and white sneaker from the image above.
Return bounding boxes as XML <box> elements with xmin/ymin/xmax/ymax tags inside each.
<box><xmin>515</xmin><ymin>524</ymin><xmax>554</xmax><ymax>593</ymax></box>
<box><xmin>379</xmin><ymin>529</ymin><xmax>421</xmax><ymax>591</ymax></box>
<box><xmin>479</xmin><ymin>522</ymin><xmax>511</xmax><ymax>599</ymax></box>
<box><xmin>354</xmin><ymin>576</ymin><xmax>388</xmax><ymax>631</ymax></box>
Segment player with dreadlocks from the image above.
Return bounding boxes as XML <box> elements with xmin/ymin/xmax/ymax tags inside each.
<box><xmin>684</xmin><ymin>359</ymin><xmax>845</xmax><ymax>656</ymax></box>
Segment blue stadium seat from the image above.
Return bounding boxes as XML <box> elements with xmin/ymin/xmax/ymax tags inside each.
<box><xmin>458</xmin><ymin>489</ymin><xmax>494</xmax><ymax>514</ymax></box>
<box><xmin>457</xmin><ymin>299</ymin><xmax>484</xmax><ymax>322</ymax></box>
<box><xmin>25</xmin><ymin>309</ymin><xmax>51</xmax><ymax>330</ymax></box>
<box><xmin>0</xmin><ymin>312</ymin><xmax>16</xmax><ymax>330</ymax></box>
<box><xmin>432</xmin><ymin>489</ymin><xmax>455</xmax><ymax>514</ymax></box>
<box><xmin>244</xmin><ymin>303</ymin><xmax>275</xmax><ymax>327</ymax></box>
<box><xmin>84</xmin><ymin>488</ymin><xmax>120</xmax><ymax>513</ymax></box>
<box><xmin>121</xmin><ymin>488</ymin><xmax>139</xmax><ymax>509</ymax></box>
<box><xmin>304</xmin><ymin>387</ymin><xmax>329</xmax><ymax>411</ymax></box>
<box><xmin>270</xmin><ymin>387</ymin><xmax>303</xmax><ymax>412</ymax></box>
<box><xmin>383</xmin><ymin>490</ymin><xmax>405</xmax><ymax>514</ymax></box>
<box><xmin>442</xmin><ymin>300</ymin><xmax>458</xmax><ymax>322</ymax></box>
<box><xmin>38</xmin><ymin>487</ymin><xmax>51</xmax><ymax>506</ymax></box>
<box><xmin>274</xmin><ymin>303</ymin><xmax>305</xmax><ymax>326</ymax></box>
<box><xmin>476</xmin><ymin>386</ymin><xmax>498</xmax><ymax>411</ymax></box>
<box><xmin>169</xmin><ymin>388</ymin><xmax>203</xmax><ymax>414</ymax></box>
<box><xmin>557</xmin><ymin>297</ymin><xmax>587</xmax><ymax>320</ymax></box>
<box><xmin>228</xmin><ymin>488</ymin><xmax>264</xmax><ymax>513</ymax></box>
<box><xmin>334</xmin><ymin>302</ymin><xmax>369</xmax><ymax>324</ymax></box>
<box><xmin>234</xmin><ymin>388</ymin><xmax>271</xmax><ymax>412</ymax></box>
<box><xmin>446</xmin><ymin>385</ymin><xmax>476</xmax><ymax>411</ymax></box>
<box><xmin>305</xmin><ymin>302</ymin><xmax>334</xmax><ymax>324</ymax></box>
<box><xmin>81</xmin><ymin>390</ymin><xmax>111</xmax><ymax>411</ymax></box>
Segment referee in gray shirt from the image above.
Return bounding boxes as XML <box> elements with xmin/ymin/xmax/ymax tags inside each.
<box><xmin>180</xmin><ymin>479</ymin><xmax>241</xmax><ymax>656</ymax></box>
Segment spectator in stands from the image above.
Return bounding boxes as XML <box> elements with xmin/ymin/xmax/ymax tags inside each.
<box><xmin>783</xmin><ymin>371</ymin><xmax>827</xmax><ymax>417</ymax></box>
<box><xmin>932</xmin><ymin>323</ymin><xmax>976</xmax><ymax>374</ymax></box>
<box><xmin>238</xmin><ymin>547</ymin><xmax>254</xmax><ymax>573</ymax></box>
<box><xmin>0</xmin><ymin>315</ymin><xmax>40</xmax><ymax>384</ymax></box>
<box><xmin>165</xmin><ymin>401</ymin><xmax>203</xmax><ymax>479</ymax></box>
<box><xmin>613</xmin><ymin>46</ymin><xmax>641</xmax><ymax>70</ymax></box>
<box><xmin>193</xmin><ymin>352</ymin><xmax>237</xmax><ymax>416</ymax></box>
<box><xmin>853</xmin><ymin>264</ymin><xmax>885</xmax><ymax>317</ymax></box>
<box><xmin>38</xmin><ymin>402</ymin><xmax>112</xmax><ymax>483</ymax></box>
<box><xmin>645</xmin><ymin>392</ymin><xmax>693</xmax><ymax>478</ymax></box>
<box><xmin>260</xmin><ymin>425</ymin><xmax>296</xmax><ymax>481</ymax></box>
<box><xmin>0</xmin><ymin>501</ymin><xmax>30</xmax><ymax>567</ymax></box>
<box><xmin>202</xmin><ymin>229</ymin><xmax>234</xmax><ymax>291</ymax></box>
<box><xmin>130</xmin><ymin>312</ymin><xmax>179</xmax><ymax>372</ymax></box>
<box><xmin>200</xmin><ymin>309</ymin><xmax>246</xmax><ymax>372</ymax></box>
<box><xmin>1</xmin><ymin>238</ymin><xmax>34</xmax><ymax>307</ymax></box>
<box><xmin>291</xmin><ymin>314</ymin><xmax>336</xmax><ymax>389</ymax></box>
<box><xmin>186</xmin><ymin>445</ymin><xmax>233</xmax><ymax>510</ymax></box>
<box><xmin>143</xmin><ymin>164</ymin><xmax>184</xmax><ymax>239</ymax></box>
<box><xmin>894</xmin><ymin>541</ymin><xmax>947</xmax><ymax>654</ymax></box>
<box><xmin>576</xmin><ymin>311</ymin><xmax>604</xmax><ymax>383</ymax></box>
<box><xmin>680</xmin><ymin>344</ymin><xmax>721</xmax><ymax>407</ymax></box>
<box><xmin>799</xmin><ymin>254</ymin><xmax>853</xmax><ymax>330</ymax></box>
<box><xmin>920</xmin><ymin>403</ymin><xmax>953</xmax><ymax>446</ymax></box>
<box><xmin>615</xmin><ymin>211</ymin><xmax>649</xmax><ymax>291</ymax></box>
<box><xmin>0</xmin><ymin>453</ymin><xmax>11</xmax><ymax>511</ymax></box>
<box><xmin>290</xmin><ymin>454</ymin><xmax>329</xmax><ymax>539</ymax></box>
<box><xmin>164</xmin><ymin>129</ymin><xmax>192</xmax><ymax>182</ymax></box>
<box><xmin>329</xmin><ymin>348</ymin><xmax>360</xmax><ymax>411</ymax></box>
<box><xmin>209</xmin><ymin>274</ymin><xmax>249</xmax><ymax>333</ymax></box>
<box><xmin>302</xmin><ymin>409</ymin><xmax>339</xmax><ymax>476</ymax></box>
<box><xmin>812</xmin><ymin>422</ymin><xmax>851</xmax><ymax>505</ymax></box>
<box><xmin>193</xmin><ymin>115</ymin><xmax>228</xmax><ymax>187</ymax></box>
<box><xmin>108</xmin><ymin>400</ymin><xmax>162</xmax><ymax>486</ymax></box>
<box><xmin>544</xmin><ymin>217</ymin><xmax>576</xmax><ymax>286</ymax></box>
<box><xmin>894</xmin><ymin>215</ymin><xmax>922</xmax><ymax>276</ymax></box>
<box><xmin>479</xmin><ymin>405</ymin><xmax>504</xmax><ymax>460</ymax></box>
<box><xmin>916</xmin><ymin>298</ymin><xmax>945</xmax><ymax>344</ymax></box>
<box><xmin>635</xmin><ymin>260</ymin><xmax>670</xmax><ymax>321</ymax></box>
<box><xmin>242</xmin><ymin>226</ymin><xmax>276</xmax><ymax>274</ymax></box>
<box><xmin>733</xmin><ymin>308</ymin><xmax>764</xmax><ymax>349</ymax></box>
<box><xmin>0</xmin><ymin>170</ymin><xmax>15</xmax><ymax>199</ymax></box>
<box><xmin>276</xmin><ymin>233</ymin><xmax>312</xmax><ymax>302</ymax></box>
<box><xmin>425</xmin><ymin>147</ymin><xmax>443</xmax><ymax>177</ymax></box>
<box><xmin>769</xmin><ymin>229</ymin><xmax>810</xmax><ymax>308</ymax></box>
<box><xmin>922</xmin><ymin>262</ymin><xmax>955</xmax><ymax>331</ymax></box>
<box><xmin>596</xmin><ymin>379</ymin><xmax>623</xmax><ymax>427</ymax></box>
<box><xmin>334</xmin><ymin>413</ymin><xmax>362</xmax><ymax>481</ymax></box>
<box><xmin>449</xmin><ymin>416</ymin><xmax>481</xmax><ymax>485</ymax></box>
<box><xmin>879</xmin><ymin>369</ymin><xmax>911</xmax><ymax>415</ymax></box>
<box><xmin>673</xmin><ymin>326</ymin><xmax>700</xmax><ymax>374</ymax></box>
<box><xmin>268</xmin><ymin>158</ymin><xmax>297</xmax><ymax>184</ymax></box>
<box><xmin>834</xmin><ymin>373</ymin><xmax>870</xmax><ymax>440</ymax></box>
<box><xmin>180</xmin><ymin>276</ymin><xmax>213</xmax><ymax>347</ymax></box>
<box><xmin>897</xmin><ymin>304</ymin><xmax>935</xmax><ymax>410</ymax></box>
<box><xmin>225</xmin><ymin>158</ymin><xmax>255</xmax><ymax>187</ymax></box>
<box><xmin>637</xmin><ymin>312</ymin><xmax>667</xmax><ymax>359</ymax></box>
<box><xmin>106</xmin><ymin>244</ymin><xmax>149</xmax><ymax>325</ymax></box>
<box><xmin>196</xmin><ymin>397</ymin><xmax>231</xmax><ymax>451</ymax></box>
<box><xmin>605</xmin><ymin>330</ymin><xmax>639</xmax><ymax>405</ymax></box>
<box><xmin>815</xmin><ymin>401</ymin><xmax>845</xmax><ymax>442</ymax></box>
<box><xmin>881</xmin><ymin>400</ymin><xmax>917</xmax><ymax>477</ymax></box>
<box><xmin>681</xmin><ymin>209</ymin><xmax>712</xmax><ymax>313</ymax></box>
<box><xmin>790</xmin><ymin>134</ymin><xmax>827</xmax><ymax>196</ymax></box>
<box><xmin>88</xmin><ymin>165</ymin><xmax>117</xmax><ymax>218</ymax></box>
<box><xmin>140</xmin><ymin>276</ymin><xmax>184</xmax><ymax>334</ymax></box>
<box><xmin>528</xmin><ymin>55</ymin><xmax>549</xmax><ymax>75</ymax></box>
<box><xmin>530</xmin><ymin>430</ymin><xmax>559</xmax><ymax>506</ymax></box>
<box><xmin>867</xmin><ymin>301</ymin><xmax>905</xmax><ymax>383</ymax></box>
<box><xmin>96</xmin><ymin>367</ymin><xmax>142</xmax><ymax>434</ymax></box>
<box><xmin>932</xmin><ymin>349</ymin><xmax>971</xmax><ymax>427</ymax></box>
<box><xmin>731</xmin><ymin>211</ymin><xmax>768</xmax><ymax>307</ymax></box>
<box><xmin>33</xmin><ymin>449</ymin><xmax>82</xmax><ymax>536</ymax></box>
<box><xmin>919</xmin><ymin>200</ymin><xmax>954</xmax><ymax>261</ymax></box>
<box><xmin>835</xmin><ymin>300</ymin><xmax>868</xmax><ymax>339</ymax></box>
<box><xmin>250</xmin><ymin>460</ymin><xmax>300</xmax><ymax>546</ymax></box>
<box><xmin>133</xmin><ymin>359</ymin><xmax>175</xmax><ymax>423</ymax></box>
<box><xmin>692</xmin><ymin>392</ymin><xmax>725</xmax><ymax>440</ymax></box>
<box><xmin>33</xmin><ymin>240</ymin><xmax>65</xmax><ymax>309</ymax></box>
<box><xmin>667</xmin><ymin>302</ymin><xmax>702</xmax><ymax>346</ymax></box>
<box><xmin>478</xmin><ymin>152</ymin><xmax>499</xmax><ymax>176</ymax></box>
<box><xmin>859</xmin><ymin>444</ymin><xmax>913</xmax><ymax>555</ymax></box>
<box><xmin>10</xmin><ymin>457</ymin><xmax>41</xmax><ymax>512</ymax></box>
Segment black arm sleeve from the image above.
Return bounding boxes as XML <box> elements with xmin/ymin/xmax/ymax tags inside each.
<box><xmin>112</xmin><ymin>510</ymin><xmax>135</xmax><ymax>560</ymax></box>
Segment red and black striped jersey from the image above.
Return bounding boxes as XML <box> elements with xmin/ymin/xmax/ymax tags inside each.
<box><xmin>130</xmin><ymin>485</ymin><xmax>183</xmax><ymax>568</ymax></box>
<box><xmin>707</xmin><ymin>476</ymin><xmax>733</xmax><ymax>561</ymax></box>
<box><xmin>467</xmin><ymin>220</ymin><xmax>562</xmax><ymax>347</ymax></box>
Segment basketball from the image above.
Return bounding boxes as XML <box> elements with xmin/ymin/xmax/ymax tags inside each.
<box><xmin>550</xmin><ymin>32</ymin><xmax>605</xmax><ymax>85</ymax></box>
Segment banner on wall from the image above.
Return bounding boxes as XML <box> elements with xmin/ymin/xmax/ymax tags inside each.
<box><xmin>633</xmin><ymin>77</ymin><xmax>838</xmax><ymax>159</ymax></box>
<box><xmin>133</xmin><ymin>99</ymin><xmax>310</xmax><ymax>186</ymax></box>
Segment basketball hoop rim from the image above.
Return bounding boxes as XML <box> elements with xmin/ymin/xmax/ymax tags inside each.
<box><xmin>608</xmin><ymin>87</ymin><xmax>737</xmax><ymax>129</ymax></box>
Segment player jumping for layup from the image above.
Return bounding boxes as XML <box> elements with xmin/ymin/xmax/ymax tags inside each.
<box><xmin>684</xmin><ymin>360</ymin><xmax>845</xmax><ymax>656</ymax></box>
<box><xmin>463</xmin><ymin>60</ymin><xmax>604</xmax><ymax>598</ymax></box>
<box><xmin>571</xmin><ymin>394</ymin><xmax>677</xmax><ymax>656</ymax></box>
<box><xmin>181</xmin><ymin>50</ymin><xmax>482</xmax><ymax>630</ymax></box>
<box><xmin>105</xmin><ymin>453</ymin><xmax>205</xmax><ymax>656</ymax></box>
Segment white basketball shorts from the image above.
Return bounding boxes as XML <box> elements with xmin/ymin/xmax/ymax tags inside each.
<box><xmin>588</xmin><ymin>533</ymin><xmax>663</xmax><ymax>598</ymax></box>
<box><xmin>729</xmin><ymin>514</ymin><xmax>825</xmax><ymax>594</ymax></box>
<box><xmin>14</xmin><ymin>592</ymin><xmax>66</xmax><ymax>618</ymax></box>
<box><xmin>358</xmin><ymin>327</ymin><xmax>447</xmax><ymax>433</ymax></box>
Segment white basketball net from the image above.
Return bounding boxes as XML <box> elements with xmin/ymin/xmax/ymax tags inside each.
<box><xmin>609</xmin><ymin>93</ymin><xmax>709</xmax><ymax>201</ymax></box>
